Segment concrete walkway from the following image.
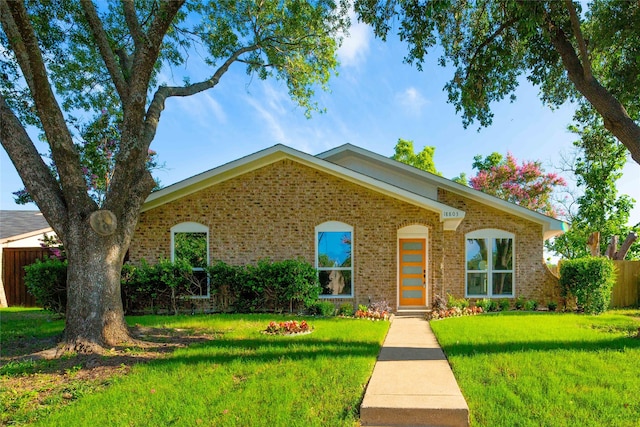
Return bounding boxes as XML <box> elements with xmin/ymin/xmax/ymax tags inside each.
<box><xmin>360</xmin><ymin>317</ymin><xmax>470</xmax><ymax>427</ymax></box>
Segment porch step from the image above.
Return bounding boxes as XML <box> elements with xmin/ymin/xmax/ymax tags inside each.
<box><xmin>395</xmin><ymin>308</ymin><xmax>430</xmax><ymax>318</ymax></box>
<box><xmin>360</xmin><ymin>318</ymin><xmax>469</xmax><ymax>427</ymax></box>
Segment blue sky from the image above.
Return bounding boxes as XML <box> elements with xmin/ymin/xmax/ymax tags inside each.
<box><xmin>1</xmin><ymin>15</ymin><xmax>638</xmax><ymax>226</ymax></box>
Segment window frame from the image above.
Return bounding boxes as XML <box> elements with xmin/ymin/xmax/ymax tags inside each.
<box><xmin>170</xmin><ymin>222</ymin><xmax>210</xmax><ymax>299</ymax></box>
<box><xmin>465</xmin><ymin>229</ymin><xmax>515</xmax><ymax>298</ymax></box>
<box><xmin>315</xmin><ymin>221</ymin><xmax>354</xmax><ymax>298</ymax></box>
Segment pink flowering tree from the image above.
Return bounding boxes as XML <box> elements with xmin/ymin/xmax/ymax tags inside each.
<box><xmin>469</xmin><ymin>152</ymin><xmax>566</xmax><ymax>217</ymax></box>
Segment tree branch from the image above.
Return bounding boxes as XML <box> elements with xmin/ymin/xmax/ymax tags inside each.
<box><xmin>0</xmin><ymin>94</ymin><xmax>67</xmax><ymax>232</ymax></box>
<box><xmin>121</xmin><ymin>0</ymin><xmax>144</xmax><ymax>49</ymax></box>
<box><xmin>80</xmin><ymin>0</ymin><xmax>129</xmax><ymax>99</ymax></box>
<box><xmin>544</xmin><ymin>11</ymin><xmax>640</xmax><ymax>165</ymax></box>
<box><xmin>1</xmin><ymin>0</ymin><xmax>91</xmax><ymax>206</ymax></box>
<box><xmin>564</xmin><ymin>0</ymin><xmax>592</xmax><ymax>81</ymax></box>
<box><xmin>143</xmin><ymin>44</ymin><xmax>260</xmax><ymax>144</ymax></box>
<box><xmin>465</xmin><ymin>16</ymin><xmax>519</xmax><ymax>79</ymax></box>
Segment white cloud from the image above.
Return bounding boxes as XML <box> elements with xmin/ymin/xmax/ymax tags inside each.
<box><xmin>337</xmin><ymin>10</ymin><xmax>372</xmax><ymax>68</ymax></box>
<box><xmin>173</xmin><ymin>91</ymin><xmax>227</xmax><ymax>125</ymax></box>
<box><xmin>245</xmin><ymin>83</ymin><xmax>290</xmax><ymax>144</ymax></box>
<box><xmin>396</xmin><ymin>87</ymin><xmax>429</xmax><ymax>115</ymax></box>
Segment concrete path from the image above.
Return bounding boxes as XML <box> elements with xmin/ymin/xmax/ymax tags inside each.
<box><xmin>360</xmin><ymin>317</ymin><xmax>470</xmax><ymax>427</ymax></box>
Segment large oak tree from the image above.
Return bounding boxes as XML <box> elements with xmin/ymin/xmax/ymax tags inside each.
<box><xmin>0</xmin><ymin>0</ymin><xmax>347</xmax><ymax>352</ymax></box>
<box><xmin>355</xmin><ymin>0</ymin><xmax>640</xmax><ymax>165</ymax></box>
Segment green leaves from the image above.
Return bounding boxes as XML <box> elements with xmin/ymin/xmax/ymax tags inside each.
<box><xmin>391</xmin><ymin>138</ymin><xmax>441</xmax><ymax>175</ymax></box>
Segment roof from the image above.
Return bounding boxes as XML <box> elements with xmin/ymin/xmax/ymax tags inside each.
<box><xmin>318</xmin><ymin>144</ymin><xmax>568</xmax><ymax>239</ymax></box>
<box><xmin>0</xmin><ymin>210</ymin><xmax>52</xmax><ymax>243</ymax></box>
<box><xmin>142</xmin><ymin>143</ymin><xmax>567</xmax><ymax>238</ymax></box>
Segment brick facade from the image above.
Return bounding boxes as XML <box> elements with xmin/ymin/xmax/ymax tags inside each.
<box><xmin>130</xmin><ymin>159</ymin><xmax>560</xmax><ymax>311</ymax></box>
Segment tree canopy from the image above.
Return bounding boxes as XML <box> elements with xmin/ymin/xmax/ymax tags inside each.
<box><xmin>0</xmin><ymin>0</ymin><xmax>347</xmax><ymax>351</ymax></box>
<box><xmin>469</xmin><ymin>152</ymin><xmax>566</xmax><ymax>217</ymax></box>
<box><xmin>391</xmin><ymin>138</ymin><xmax>441</xmax><ymax>175</ymax></box>
<box><xmin>354</xmin><ymin>0</ymin><xmax>640</xmax><ymax>165</ymax></box>
<box><xmin>548</xmin><ymin>107</ymin><xmax>639</xmax><ymax>259</ymax></box>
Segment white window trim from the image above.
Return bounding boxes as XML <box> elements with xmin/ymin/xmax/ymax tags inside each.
<box><xmin>315</xmin><ymin>221</ymin><xmax>354</xmax><ymax>298</ymax></box>
<box><xmin>465</xmin><ymin>229</ymin><xmax>515</xmax><ymax>298</ymax></box>
<box><xmin>171</xmin><ymin>222</ymin><xmax>210</xmax><ymax>299</ymax></box>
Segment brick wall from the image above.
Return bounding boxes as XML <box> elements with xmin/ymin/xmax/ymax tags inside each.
<box><xmin>439</xmin><ymin>188</ymin><xmax>560</xmax><ymax>305</ymax></box>
<box><xmin>129</xmin><ymin>159</ymin><xmax>559</xmax><ymax>310</ymax></box>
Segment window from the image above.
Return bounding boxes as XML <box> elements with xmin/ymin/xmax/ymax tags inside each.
<box><xmin>171</xmin><ymin>222</ymin><xmax>209</xmax><ymax>298</ymax></box>
<box><xmin>465</xmin><ymin>229</ymin><xmax>514</xmax><ymax>298</ymax></box>
<box><xmin>316</xmin><ymin>221</ymin><xmax>353</xmax><ymax>297</ymax></box>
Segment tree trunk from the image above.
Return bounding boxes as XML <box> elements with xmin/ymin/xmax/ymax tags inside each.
<box><xmin>62</xmin><ymin>218</ymin><xmax>130</xmax><ymax>353</ymax></box>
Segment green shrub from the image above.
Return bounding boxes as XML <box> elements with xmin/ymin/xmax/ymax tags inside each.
<box><xmin>121</xmin><ymin>259</ymin><xmax>194</xmax><ymax>314</ymax></box>
<box><xmin>475</xmin><ymin>298</ymin><xmax>491</xmax><ymax>311</ymax></box>
<box><xmin>338</xmin><ymin>303</ymin><xmax>355</xmax><ymax>316</ymax></box>
<box><xmin>498</xmin><ymin>299</ymin><xmax>510</xmax><ymax>311</ymax></box>
<box><xmin>524</xmin><ymin>299</ymin><xmax>538</xmax><ymax>311</ymax></box>
<box><xmin>559</xmin><ymin>257</ymin><xmax>616</xmax><ymax>315</ymax></box>
<box><xmin>308</xmin><ymin>300</ymin><xmax>336</xmax><ymax>316</ymax></box>
<box><xmin>547</xmin><ymin>301</ymin><xmax>558</xmax><ymax>311</ymax></box>
<box><xmin>514</xmin><ymin>296</ymin><xmax>526</xmax><ymax>310</ymax></box>
<box><xmin>487</xmin><ymin>300</ymin><xmax>498</xmax><ymax>312</ymax></box>
<box><xmin>208</xmin><ymin>258</ymin><xmax>320</xmax><ymax>313</ymax></box>
<box><xmin>447</xmin><ymin>294</ymin><xmax>470</xmax><ymax>310</ymax></box>
<box><xmin>24</xmin><ymin>258</ymin><xmax>67</xmax><ymax>316</ymax></box>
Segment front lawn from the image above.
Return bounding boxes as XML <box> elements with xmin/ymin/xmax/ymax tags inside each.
<box><xmin>431</xmin><ymin>310</ymin><xmax>640</xmax><ymax>427</ymax></box>
<box><xmin>1</xmin><ymin>310</ymin><xmax>389</xmax><ymax>426</ymax></box>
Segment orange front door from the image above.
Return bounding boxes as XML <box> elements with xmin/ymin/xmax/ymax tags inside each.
<box><xmin>399</xmin><ymin>239</ymin><xmax>426</xmax><ymax>306</ymax></box>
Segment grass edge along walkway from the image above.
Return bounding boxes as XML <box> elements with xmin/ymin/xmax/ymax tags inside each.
<box><xmin>430</xmin><ymin>310</ymin><xmax>640</xmax><ymax>427</ymax></box>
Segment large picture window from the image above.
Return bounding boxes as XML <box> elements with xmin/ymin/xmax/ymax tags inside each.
<box><xmin>316</xmin><ymin>221</ymin><xmax>353</xmax><ymax>297</ymax></box>
<box><xmin>466</xmin><ymin>229</ymin><xmax>514</xmax><ymax>298</ymax></box>
<box><xmin>171</xmin><ymin>222</ymin><xmax>209</xmax><ymax>298</ymax></box>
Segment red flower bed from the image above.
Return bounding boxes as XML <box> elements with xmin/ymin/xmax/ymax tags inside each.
<box><xmin>263</xmin><ymin>320</ymin><xmax>312</xmax><ymax>335</ymax></box>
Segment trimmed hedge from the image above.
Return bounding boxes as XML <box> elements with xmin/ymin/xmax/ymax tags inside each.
<box><xmin>559</xmin><ymin>257</ymin><xmax>616</xmax><ymax>314</ymax></box>
<box><xmin>24</xmin><ymin>257</ymin><xmax>320</xmax><ymax>315</ymax></box>
<box><xmin>208</xmin><ymin>258</ymin><xmax>320</xmax><ymax>313</ymax></box>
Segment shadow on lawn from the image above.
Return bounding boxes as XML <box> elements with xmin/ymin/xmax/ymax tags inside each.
<box><xmin>441</xmin><ymin>335</ymin><xmax>640</xmax><ymax>357</ymax></box>
<box><xmin>144</xmin><ymin>335</ymin><xmax>383</xmax><ymax>369</ymax></box>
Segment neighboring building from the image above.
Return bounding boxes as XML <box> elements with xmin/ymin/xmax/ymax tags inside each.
<box><xmin>0</xmin><ymin>210</ymin><xmax>54</xmax><ymax>307</ymax></box>
<box><xmin>129</xmin><ymin>144</ymin><xmax>566</xmax><ymax>312</ymax></box>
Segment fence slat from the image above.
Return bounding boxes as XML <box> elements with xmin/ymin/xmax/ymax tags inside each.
<box><xmin>610</xmin><ymin>260</ymin><xmax>640</xmax><ymax>308</ymax></box>
<box><xmin>2</xmin><ymin>248</ymin><xmax>50</xmax><ymax>307</ymax></box>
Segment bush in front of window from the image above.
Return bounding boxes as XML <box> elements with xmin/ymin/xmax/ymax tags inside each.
<box><xmin>208</xmin><ymin>258</ymin><xmax>321</xmax><ymax>313</ymax></box>
<box><xmin>559</xmin><ymin>257</ymin><xmax>616</xmax><ymax>314</ymax></box>
<box><xmin>121</xmin><ymin>258</ymin><xmax>193</xmax><ymax>315</ymax></box>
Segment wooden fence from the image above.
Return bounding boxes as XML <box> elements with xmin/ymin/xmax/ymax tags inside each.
<box><xmin>2</xmin><ymin>247</ymin><xmax>50</xmax><ymax>307</ymax></box>
<box><xmin>610</xmin><ymin>260</ymin><xmax>640</xmax><ymax>308</ymax></box>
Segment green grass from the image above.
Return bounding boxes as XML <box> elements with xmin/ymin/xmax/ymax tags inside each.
<box><xmin>1</xmin><ymin>310</ymin><xmax>389</xmax><ymax>426</ymax></box>
<box><xmin>0</xmin><ymin>307</ymin><xmax>64</xmax><ymax>354</ymax></box>
<box><xmin>430</xmin><ymin>310</ymin><xmax>640</xmax><ymax>427</ymax></box>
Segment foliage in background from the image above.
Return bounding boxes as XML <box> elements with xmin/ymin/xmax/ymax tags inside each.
<box><xmin>391</xmin><ymin>138</ymin><xmax>441</xmax><ymax>175</ymax></box>
<box><xmin>559</xmin><ymin>257</ymin><xmax>616</xmax><ymax>314</ymax></box>
<box><xmin>468</xmin><ymin>152</ymin><xmax>566</xmax><ymax>217</ymax></box>
<box><xmin>548</xmin><ymin>107</ymin><xmax>639</xmax><ymax>260</ymax></box>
